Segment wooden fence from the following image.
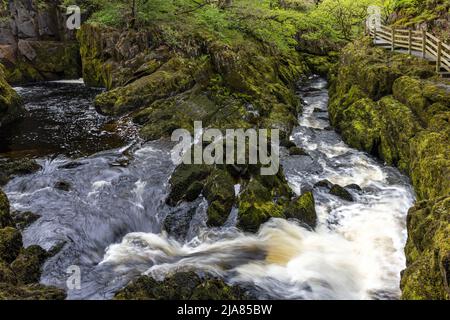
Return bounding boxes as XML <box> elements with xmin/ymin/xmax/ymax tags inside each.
<box><xmin>368</xmin><ymin>23</ymin><xmax>450</xmax><ymax>75</ymax></box>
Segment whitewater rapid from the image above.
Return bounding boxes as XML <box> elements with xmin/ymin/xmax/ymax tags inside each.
<box><xmin>4</xmin><ymin>77</ymin><xmax>415</xmax><ymax>300</ymax></box>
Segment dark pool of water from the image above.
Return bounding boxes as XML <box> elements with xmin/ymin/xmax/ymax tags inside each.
<box><xmin>0</xmin><ymin>81</ymin><xmax>136</xmax><ymax>159</ymax></box>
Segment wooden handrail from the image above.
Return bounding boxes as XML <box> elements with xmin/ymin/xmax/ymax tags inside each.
<box><xmin>368</xmin><ymin>22</ymin><xmax>450</xmax><ymax>75</ymax></box>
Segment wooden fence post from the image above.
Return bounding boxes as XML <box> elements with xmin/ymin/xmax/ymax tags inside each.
<box><xmin>408</xmin><ymin>30</ymin><xmax>412</xmax><ymax>55</ymax></box>
<box><xmin>436</xmin><ymin>40</ymin><xmax>442</xmax><ymax>73</ymax></box>
<box><xmin>391</xmin><ymin>28</ymin><xmax>395</xmax><ymax>51</ymax></box>
<box><xmin>422</xmin><ymin>30</ymin><xmax>427</xmax><ymax>58</ymax></box>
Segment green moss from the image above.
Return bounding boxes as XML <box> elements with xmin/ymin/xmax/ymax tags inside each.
<box><xmin>378</xmin><ymin>96</ymin><xmax>421</xmax><ymax>172</ymax></box>
<box><xmin>0</xmin><ymin>283</ymin><xmax>66</xmax><ymax>300</ymax></box>
<box><xmin>11</xmin><ymin>211</ymin><xmax>41</xmax><ymax>231</ymax></box>
<box><xmin>409</xmin><ymin>130</ymin><xmax>450</xmax><ymax>200</ymax></box>
<box><xmin>10</xmin><ymin>245</ymin><xmax>48</xmax><ymax>285</ymax></box>
<box><xmin>0</xmin><ymin>227</ymin><xmax>22</xmax><ymax>264</ymax></box>
<box><xmin>114</xmin><ymin>271</ymin><xmax>248</xmax><ymax>300</ymax></box>
<box><xmin>330</xmin><ymin>38</ymin><xmax>450</xmax><ymax>299</ymax></box>
<box><xmin>289</xmin><ymin>146</ymin><xmax>308</xmax><ymax>156</ymax></box>
<box><xmin>284</xmin><ymin>191</ymin><xmax>317</xmax><ymax>228</ymax></box>
<box><xmin>393</xmin><ymin>76</ymin><xmax>450</xmax><ymax>127</ymax></box>
<box><xmin>237</xmin><ymin>175</ymin><xmax>291</xmax><ymax>233</ymax></box>
<box><xmin>94</xmin><ymin>57</ymin><xmax>201</xmax><ymax>115</ymax></box>
<box><xmin>337</xmin><ymin>97</ymin><xmax>382</xmax><ymax>156</ymax></box>
<box><xmin>401</xmin><ymin>197</ymin><xmax>450</xmax><ymax>300</ymax></box>
<box><xmin>329</xmin><ymin>185</ymin><xmax>354</xmax><ymax>202</ymax></box>
<box><xmin>303</xmin><ymin>54</ymin><xmax>335</xmax><ymax>76</ymax></box>
<box><xmin>0</xmin><ymin>64</ymin><xmax>23</xmax><ymax>127</ymax></box>
<box><xmin>4</xmin><ymin>60</ymin><xmax>43</xmax><ymax>84</ymax></box>
<box><xmin>203</xmin><ymin>169</ymin><xmax>236</xmax><ymax>227</ymax></box>
<box><xmin>0</xmin><ymin>190</ymin><xmax>13</xmax><ymax>229</ymax></box>
<box><xmin>31</xmin><ymin>41</ymin><xmax>80</xmax><ymax>78</ymax></box>
<box><xmin>0</xmin><ymin>158</ymin><xmax>41</xmax><ymax>186</ymax></box>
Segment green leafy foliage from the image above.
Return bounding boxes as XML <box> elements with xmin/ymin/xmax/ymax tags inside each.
<box><xmin>80</xmin><ymin>0</ymin><xmax>366</xmax><ymax>50</ymax></box>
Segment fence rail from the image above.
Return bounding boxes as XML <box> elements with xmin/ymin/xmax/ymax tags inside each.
<box><xmin>367</xmin><ymin>23</ymin><xmax>450</xmax><ymax>75</ymax></box>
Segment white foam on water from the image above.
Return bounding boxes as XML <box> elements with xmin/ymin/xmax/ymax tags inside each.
<box><xmin>5</xmin><ymin>77</ymin><xmax>414</xmax><ymax>300</ymax></box>
<box><xmin>48</xmin><ymin>78</ymin><xmax>85</xmax><ymax>84</ymax></box>
<box><xmin>98</xmin><ymin>76</ymin><xmax>414</xmax><ymax>300</ymax></box>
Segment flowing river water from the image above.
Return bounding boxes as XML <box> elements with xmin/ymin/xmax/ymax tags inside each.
<box><xmin>1</xmin><ymin>76</ymin><xmax>415</xmax><ymax>300</ymax></box>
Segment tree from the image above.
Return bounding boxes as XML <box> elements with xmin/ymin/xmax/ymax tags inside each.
<box><xmin>314</xmin><ymin>0</ymin><xmax>373</xmax><ymax>40</ymax></box>
<box><xmin>129</xmin><ymin>0</ymin><xmax>150</xmax><ymax>28</ymax></box>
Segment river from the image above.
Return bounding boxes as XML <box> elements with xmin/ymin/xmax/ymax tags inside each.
<box><xmin>1</xmin><ymin>76</ymin><xmax>415</xmax><ymax>300</ymax></box>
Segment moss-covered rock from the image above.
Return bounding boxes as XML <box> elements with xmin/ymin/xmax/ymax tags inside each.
<box><xmin>0</xmin><ymin>283</ymin><xmax>66</xmax><ymax>300</ymax></box>
<box><xmin>0</xmin><ymin>64</ymin><xmax>23</xmax><ymax>128</ymax></box>
<box><xmin>303</xmin><ymin>53</ymin><xmax>337</xmax><ymax>77</ymax></box>
<box><xmin>10</xmin><ymin>245</ymin><xmax>48</xmax><ymax>285</ymax></box>
<box><xmin>289</xmin><ymin>146</ymin><xmax>308</xmax><ymax>156</ymax></box>
<box><xmin>94</xmin><ymin>57</ymin><xmax>203</xmax><ymax>116</ymax></box>
<box><xmin>114</xmin><ymin>271</ymin><xmax>248</xmax><ymax>300</ymax></box>
<box><xmin>409</xmin><ymin>130</ymin><xmax>450</xmax><ymax>201</ymax></box>
<box><xmin>401</xmin><ymin>196</ymin><xmax>450</xmax><ymax>300</ymax></box>
<box><xmin>0</xmin><ymin>227</ymin><xmax>22</xmax><ymax>264</ymax></box>
<box><xmin>0</xmin><ymin>190</ymin><xmax>13</xmax><ymax>229</ymax></box>
<box><xmin>237</xmin><ymin>173</ymin><xmax>293</xmax><ymax>233</ymax></box>
<box><xmin>329</xmin><ymin>38</ymin><xmax>450</xmax><ymax>299</ymax></box>
<box><xmin>329</xmin><ymin>184</ymin><xmax>354</xmax><ymax>202</ymax></box>
<box><xmin>166</xmin><ymin>164</ymin><xmax>212</xmax><ymax>206</ymax></box>
<box><xmin>0</xmin><ymin>157</ymin><xmax>41</xmax><ymax>186</ymax></box>
<box><xmin>11</xmin><ymin>211</ymin><xmax>41</xmax><ymax>231</ymax></box>
<box><xmin>284</xmin><ymin>191</ymin><xmax>317</xmax><ymax>228</ymax></box>
<box><xmin>203</xmin><ymin>169</ymin><xmax>236</xmax><ymax>227</ymax></box>
<box><xmin>5</xmin><ymin>41</ymin><xmax>81</xmax><ymax>84</ymax></box>
<box><xmin>0</xmin><ymin>261</ymin><xmax>17</xmax><ymax>285</ymax></box>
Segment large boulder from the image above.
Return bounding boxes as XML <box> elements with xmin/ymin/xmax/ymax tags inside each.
<box><xmin>203</xmin><ymin>169</ymin><xmax>236</xmax><ymax>227</ymax></box>
<box><xmin>329</xmin><ymin>184</ymin><xmax>354</xmax><ymax>202</ymax></box>
<box><xmin>0</xmin><ymin>227</ymin><xmax>23</xmax><ymax>264</ymax></box>
<box><xmin>166</xmin><ymin>164</ymin><xmax>212</xmax><ymax>206</ymax></box>
<box><xmin>7</xmin><ymin>40</ymin><xmax>80</xmax><ymax>83</ymax></box>
<box><xmin>284</xmin><ymin>191</ymin><xmax>317</xmax><ymax>228</ymax></box>
<box><xmin>237</xmin><ymin>173</ymin><xmax>293</xmax><ymax>233</ymax></box>
<box><xmin>10</xmin><ymin>245</ymin><xmax>48</xmax><ymax>284</ymax></box>
<box><xmin>114</xmin><ymin>271</ymin><xmax>248</xmax><ymax>300</ymax></box>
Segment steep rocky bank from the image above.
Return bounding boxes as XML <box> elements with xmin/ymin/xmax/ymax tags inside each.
<box><xmin>0</xmin><ymin>0</ymin><xmax>81</xmax><ymax>83</ymax></box>
<box><xmin>0</xmin><ymin>70</ymin><xmax>49</xmax><ymax>298</ymax></box>
<box><xmin>328</xmin><ymin>39</ymin><xmax>449</xmax><ymax>299</ymax></box>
